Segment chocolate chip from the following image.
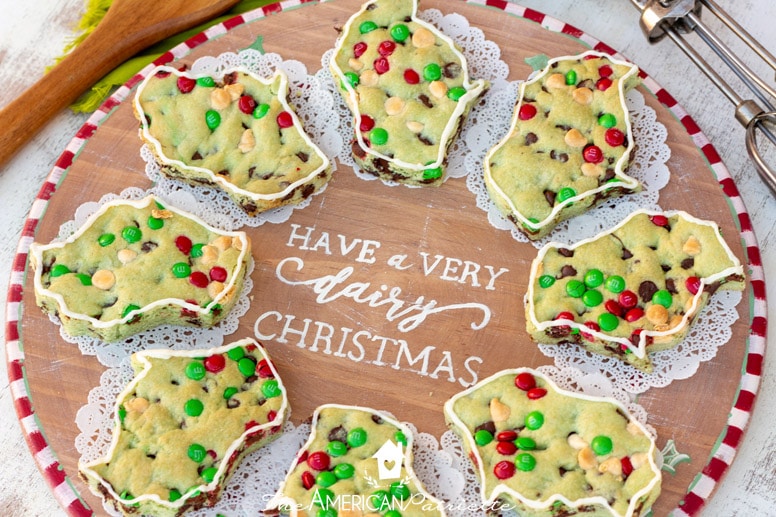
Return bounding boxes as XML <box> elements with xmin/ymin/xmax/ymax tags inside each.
<box><xmin>661</xmin><ymin>264</ymin><xmax>671</xmax><ymax>272</ymax></box>
<box><xmin>474</xmin><ymin>421</ymin><xmax>496</xmax><ymax>435</ymax></box>
<box><xmin>681</xmin><ymin>258</ymin><xmax>694</xmax><ymax>269</ymax></box>
<box><xmin>328</xmin><ymin>425</ymin><xmax>348</xmax><ymax>443</ymax></box>
<box><xmin>296</xmin><ymin>152</ymin><xmax>309</xmax><ymax>163</ymax></box>
<box><xmin>418</xmin><ymin>94</ymin><xmax>434</xmax><ymax>108</ymax></box>
<box><xmin>216</xmin><ymin>169</ymin><xmax>229</xmax><ymax>177</ymax></box>
<box><xmin>544</xmin><ymin>189</ymin><xmax>556</xmax><ymax>207</ymax></box>
<box><xmin>525</xmin><ymin>132</ymin><xmax>538</xmax><ymax>145</ymax></box>
<box><xmin>443</xmin><ymin>62</ymin><xmax>461</xmax><ymax>79</ymax></box>
<box><xmin>638</xmin><ymin>280</ymin><xmax>658</xmax><ymax>303</ymax></box>
<box><xmin>621</xmin><ymin>248</ymin><xmax>633</xmax><ymax>259</ymax></box>
<box><xmin>141</xmin><ymin>241</ymin><xmax>157</xmax><ymax>253</ymax></box>
<box><xmin>417</xmin><ymin>134</ymin><xmax>434</xmax><ymax>146</ymax></box>
<box><xmin>559</xmin><ymin>265</ymin><xmax>577</xmax><ymax>278</ymax></box>
<box><xmin>371</xmin><ymin>414</ymin><xmax>384</xmax><ymax>425</ymax></box>
<box><xmin>558</xmin><ymin>248</ymin><xmax>574</xmax><ymax>258</ymax></box>
<box><xmin>666</xmin><ymin>278</ymin><xmax>678</xmax><ymax>294</ymax></box>
<box><xmin>227</xmin><ymin>398</ymin><xmax>240</xmax><ymax>409</ymax></box>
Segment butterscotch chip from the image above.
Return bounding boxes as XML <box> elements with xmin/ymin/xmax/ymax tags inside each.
<box><xmin>384</xmin><ymin>96</ymin><xmax>406</xmax><ymax>116</ymax></box>
<box><xmin>117</xmin><ymin>249</ymin><xmax>137</xmax><ymax>265</ymax></box>
<box><xmin>581</xmin><ymin>162</ymin><xmax>603</xmax><ymax>177</ymax></box>
<box><xmin>565</xmin><ymin>128</ymin><xmax>587</xmax><ymax>148</ymax></box>
<box><xmin>411</xmin><ymin>27</ymin><xmax>435</xmax><ymax>48</ymax></box>
<box><xmin>489</xmin><ymin>398</ymin><xmax>510</xmax><ymax>422</ymax></box>
<box><xmin>238</xmin><ymin>129</ymin><xmax>255</xmax><ymax>153</ymax></box>
<box><xmin>646</xmin><ymin>304</ymin><xmax>669</xmax><ymax>325</ymax></box>
<box><xmin>683</xmin><ymin>235</ymin><xmax>702</xmax><ymax>255</ymax></box>
<box><xmin>572</xmin><ymin>87</ymin><xmax>593</xmax><ymax>104</ymax></box>
<box><xmin>210</xmin><ymin>88</ymin><xmax>231</xmax><ymax>110</ymax></box>
<box><xmin>545</xmin><ymin>73</ymin><xmax>566</xmax><ymax>89</ymax></box>
<box><xmin>224</xmin><ymin>82</ymin><xmax>244</xmax><ymax>100</ymax></box>
<box><xmin>429</xmin><ymin>80</ymin><xmax>447</xmax><ymax>98</ymax></box>
<box><xmin>92</xmin><ymin>269</ymin><xmax>116</xmax><ymax>290</ymax></box>
<box><xmin>360</xmin><ymin>70</ymin><xmax>378</xmax><ymax>87</ymax></box>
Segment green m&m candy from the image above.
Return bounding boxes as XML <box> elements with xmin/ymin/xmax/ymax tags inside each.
<box><xmin>186</xmin><ymin>361</ymin><xmax>206</xmax><ymax>381</ymax></box>
<box><xmin>591</xmin><ymin>435</ymin><xmax>613</xmax><ymax>455</ymax></box>
<box><xmin>423</xmin><ymin>63</ymin><xmax>442</xmax><ymax>81</ymax></box>
<box><xmin>343</xmin><ymin>71</ymin><xmax>359</xmax><ymax>88</ymax></box>
<box><xmin>474</xmin><ymin>429</ymin><xmax>494</xmax><ymax>446</ymax></box>
<box><xmin>566</xmin><ymin>280</ymin><xmax>585</xmax><ymax>298</ymax></box>
<box><xmin>316</xmin><ymin>471</ymin><xmax>338</xmax><ymax>488</ymax></box>
<box><xmin>261</xmin><ymin>379</ymin><xmax>282</xmax><ymax>398</ymax></box>
<box><xmin>98</xmin><ymin>233</ymin><xmax>116</xmax><ymax>247</ymax></box>
<box><xmin>369</xmin><ymin>127</ymin><xmax>389</xmax><ymax>146</ymax></box>
<box><xmin>538</xmin><ymin>275</ymin><xmax>555</xmax><ymax>288</ymax></box>
<box><xmin>196</xmin><ymin>76</ymin><xmax>216</xmax><ymax>87</ymax></box>
<box><xmin>390</xmin><ymin>23</ymin><xmax>410</xmax><ymax>42</ymax></box>
<box><xmin>122</xmin><ymin>304</ymin><xmax>141</xmax><ymax>319</ymax></box>
<box><xmin>121</xmin><ymin>226</ymin><xmax>142</xmax><ymax>243</ymax></box>
<box><xmin>369</xmin><ymin>490</ymin><xmax>390</xmax><ymax>511</ymax></box>
<box><xmin>557</xmin><ymin>187</ymin><xmax>576</xmax><ymax>203</ymax></box>
<box><xmin>223</xmin><ymin>386</ymin><xmax>238</xmax><ymax>399</ymax></box>
<box><xmin>515</xmin><ymin>452</ymin><xmax>537</xmax><ymax>472</ymax></box>
<box><xmin>75</xmin><ymin>273</ymin><xmax>92</xmax><ymax>286</ymax></box>
<box><xmin>201</xmin><ymin>466</ymin><xmax>218</xmax><ymax>483</ymax></box>
<box><xmin>237</xmin><ymin>357</ymin><xmax>256</xmax><ymax>377</ymax></box>
<box><xmin>227</xmin><ymin>346</ymin><xmax>245</xmax><ymax>361</ymax></box>
<box><xmin>334</xmin><ymin>463</ymin><xmax>355</xmax><ymax>479</ymax></box>
<box><xmin>205</xmin><ymin>109</ymin><xmax>221</xmax><ymax>131</ymax></box>
<box><xmin>516</xmin><ymin>436</ymin><xmax>536</xmax><ymax>451</ymax></box>
<box><xmin>584</xmin><ymin>269</ymin><xmax>604</xmax><ymax>288</ymax></box>
<box><xmin>598</xmin><ymin>312</ymin><xmax>619</xmax><ymax>332</ymax></box>
<box><xmin>190</xmin><ymin>243</ymin><xmax>204</xmax><ymax>258</ymax></box>
<box><xmin>359</xmin><ymin>21</ymin><xmax>378</xmax><ymax>34</ymax></box>
<box><xmin>253</xmin><ymin>103</ymin><xmax>270</xmax><ymax>119</ymax></box>
<box><xmin>582</xmin><ymin>289</ymin><xmax>603</xmax><ymax>307</ymax></box>
<box><xmin>172</xmin><ymin>262</ymin><xmax>191</xmax><ymax>278</ymax></box>
<box><xmin>347</xmin><ymin>427</ymin><xmax>368</xmax><ymax>447</ymax></box>
<box><xmin>327</xmin><ymin>440</ymin><xmax>348</xmax><ymax>457</ymax></box>
<box><xmin>188</xmin><ymin>443</ymin><xmax>207</xmax><ymax>462</ymax></box>
<box><xmin>168</xmin><ymin>489</ymin><xmax>182</xmax><ymax>502</ymax></box>
<box><xmin>525</xmin><ymin>411</ymin><xmax>544</xmax><ymax>430</ymax></box>
<box><xmin>184</xmin><ymin>399</ymin><xmax>204</xmax><ymax>417</ymax></box>
<box><xmin>598</xmin><ymin>113</ymin><xmax>617</xmax><ymax>128</ymax></box>
<box><xmin>423</xmin><ymin>166</ymin><xmax>443</xmax><ymax>180</ymax></box>
<box><xmin>605</xmin><ymin>275</ymin><xmax>626</xmax><ymax>293</ymax></box>
<box><xmin>447</xmin><ymin>86</ymin><xmax>467</xmax><ymax>101</ymax></box>
<box><xmin>652</xmin><ymin>289</ymin><xmax>673</xmax><ymax>308</ymax></box>
<box><xmin>390</xmin><ymin>481</ymin><xmax>411</xmax><ymax>500</ymax></box>
<box><xmin>147</xmin><ymin>215</ymin><xmax>164</xmax><ymax>230</ymax></box>
<box><xmin>394</xmin><ymin>431</ymin><xmax>407</xmax><ymax>446</ymax></box>
<box><xmin>565</xmin><ymin>69</ymin><xmax>577</xmax><ymax>85</ymax></box>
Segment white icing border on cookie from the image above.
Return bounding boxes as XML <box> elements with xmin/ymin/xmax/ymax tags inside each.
<box><xmin>267</xmin><ymin>403</ymin><xmax>448</xmax><ymax>516</ymax></box>
<box><xmin>29</xmin><ymin>194</ymin><xmax>251</xmax><ymax>333</ymax></box>
<box><xmin>443</xmin><ymin>367</ymin><xmax>661</xmax><ymax>517</ymax></box>
<box><xmin>78</xmin><ymin>337</ymin><xmax>289</xmax><ymax>513</ymax></box>
<box><xmin>526</xmin><ymin>209</ymin><xmax>745</xmax><ymax>359</ymax></box>
<box><xmin>329</xmin><ymin>0</ymin><xmax>488</xmax><ymax>172</ymax></box>
<box><xmin>133</xmin><ymin>66</ymin><xmax>331</xmax><ymax>202</ymax></box>
<box><xmin>483</xmin><ymin>50</ymin><xmax>641</xmax><ymax>231</ymax></box>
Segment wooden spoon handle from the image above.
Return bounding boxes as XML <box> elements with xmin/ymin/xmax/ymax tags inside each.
<box><xmin>0</xmin><ymin>26</ymin><xmax>137</xmax><ymax>166</ymax></box>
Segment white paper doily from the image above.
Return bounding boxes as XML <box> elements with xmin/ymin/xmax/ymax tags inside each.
<box><xmin>318</xmin><ymin>8</ymin><xmax>511</xmax><ymax>185</ymax></box>
<box><xmin>75</xmin><ymin>364</ymin><xmax>655</xmax><ymax>516</ymax></box>
<box><xmin>49</xmin><ymin>187</ymin><xmax>254</xmax><ymax>368</ymax></box>
<box><xmin>143</xmin><ymin>50</ymin><xmax>342</xmax><ymax>230</ymax></box>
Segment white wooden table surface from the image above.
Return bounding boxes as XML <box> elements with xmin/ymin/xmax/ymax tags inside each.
<box><xmin>1</xmin><ymin>0</ymin><xmax>774</xmax><ymax>515</ymax></box>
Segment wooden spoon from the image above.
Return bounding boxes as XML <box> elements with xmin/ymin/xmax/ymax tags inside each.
<box><xmin>0</xmin><ymin>0</ymin><xmax>240</xmax><ymax>166</ymax></box>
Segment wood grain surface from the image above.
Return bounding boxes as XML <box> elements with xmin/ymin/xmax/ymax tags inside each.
<box><xmin>10</xmin><ymin>0</ymin><xmax>756</xmax><ymax>515</ymax></box>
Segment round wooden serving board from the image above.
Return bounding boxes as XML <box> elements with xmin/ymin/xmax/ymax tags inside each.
<box><xmin>11</xmin><ymin>1</ymin><xmax>760</xmax><ymax>515</ymax></box>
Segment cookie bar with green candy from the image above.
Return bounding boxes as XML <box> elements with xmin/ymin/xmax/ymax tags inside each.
<box><xmin>29</xmin><ymin>195</ymin><xmax>251</xmax><ymax>342</ymax></box>
<box><xmin>266</xmin><ymin>404</ymin><xmax>445</xmax><ymax>516</ymax></box>
<box><xmin>526</xmin><ymin>210</ymin><xmax>745</xmax><ymax>372</ymax></box>
<box><xmin>134</xmin><ymin>66</ymin><xmax>331</xmax><ymax>216</ymax></box>
<box><xmin>445</xmin><ymin>368</ymin><xmax>661</xmax><ymax>517</ymax></box>
<box><xmin>79</xmin><ymin>338</ymin><xmax>288</xmax><ymax>517</ymax></box>
<box><xmin>330</xmin><ymin>0</ymin><xmax>487</xmax><ymax>186</ymax></box>
<box><xmin>484</xmin><ymin>51</ymin><xmax>641</xmax><ymax>240</ymax></box>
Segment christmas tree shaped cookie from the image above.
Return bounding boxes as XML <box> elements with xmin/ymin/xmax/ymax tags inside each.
<box><xmin>330</xmin><ymin>0</ymin><xmax>487</xmax><ymax>185</ymax></box>
<box><xmin>30</xmin><ymin>195</ymin><xmax>251</xmax><ymax>342</ymax></box>
<box><xmin>526</xmin><ymin>210</ymin><xmax>745</xmax><ymax>372</ymax></box>
<box><xmin>445</xmin><ymin>368</ymin><xmax>662</xmax><ymax>516</ymax></box>
<box><xmin>79</xmin><ymin>338</ymin><xmax>288</xmax><ymax>516</ymax></box>
<box><xmin>267</xmin><ymin>404</ymin><xmax>445</xmax><ymax>516</ymax></box>
<box><xmin>134</xmin><ymin>66</ymin><xmax>331</xmax><ymax>215</ymax></box>
<box><xmin>484</xmin><ymin>51</ymin><xmax>641</xmax><ymax>240</ymax></box>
